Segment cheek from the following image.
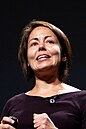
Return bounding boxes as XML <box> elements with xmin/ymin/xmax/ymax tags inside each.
<box><xmin>48</xmin><ymin>45</ymin><xmax>61</xmax><ymax>55</ymax></box>
<box><xmin>27</xmin><ymin>48</ymin><xmax>37</xmax><ymax>60</ymax></box>
<box><xmin>53</xmin><ymin>45</ymin><xmax>61</xmax><ymax>54</ymax></box>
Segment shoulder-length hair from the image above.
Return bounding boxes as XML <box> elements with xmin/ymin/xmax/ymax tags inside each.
<box><xmin>18</xmin><ymin>20</ymin><xmax>72</xmax><ymax>82</ymax></box>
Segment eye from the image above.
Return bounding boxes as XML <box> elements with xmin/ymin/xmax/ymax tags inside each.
<box><xmin>30</xmin><ymin>42</ymin><xmax>38</xmax><ymax>47</ymax></box>
<box><xmin>47</xmin><ymin>40</ymin><xmax>55</xmax><ymax>44</ymax></box>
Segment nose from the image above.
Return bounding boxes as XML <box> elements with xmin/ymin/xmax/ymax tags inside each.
<box><xmin>38</xmin><ymin>42</ymin><xmax>46</xmax><ymax>51</ymax></box>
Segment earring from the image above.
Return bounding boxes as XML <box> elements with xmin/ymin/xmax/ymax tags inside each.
<box><xmin>27</xmin><ymin>62</ymin><xmax>29</xmax><ymax>66</ymax></box>
<box><xmin>62</xmin><ymin>57</ymin><xmax>67</xmax><ymax>62</ymax></box>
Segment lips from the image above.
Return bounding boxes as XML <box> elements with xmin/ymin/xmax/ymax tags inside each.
<box><xmin>36</xmin><ymin>54</ymin><xmax>50</xmax><ymax>60</ymax></box>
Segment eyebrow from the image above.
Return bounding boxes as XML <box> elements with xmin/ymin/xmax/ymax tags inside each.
<box><xmin>29</xmin><ymin>36</ymin><xmax>52</xmax><ymax>42</ymax></box>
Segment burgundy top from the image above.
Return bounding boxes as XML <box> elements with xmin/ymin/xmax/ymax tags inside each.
<box><xmin>1</xmin><ymin>90</ymin><xmax>86</xmax><ymax>129</ymax></box>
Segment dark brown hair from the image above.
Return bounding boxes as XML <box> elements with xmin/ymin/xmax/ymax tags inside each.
<box><xmin>18</xmin><ymin>20</ymin><xmax>72</xmax><ymax>82</ymax></box>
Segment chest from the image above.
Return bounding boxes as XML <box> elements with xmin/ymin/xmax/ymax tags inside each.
<box><xmin>10</xmin><ymin>97</ymin><xmax>81</xmax><ymax>129</ymax></box>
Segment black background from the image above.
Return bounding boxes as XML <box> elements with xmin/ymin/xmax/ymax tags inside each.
<box><xmin>0</xmin><ymin>0</ymin><xmax>86</xmax><ymax>115</ymax></box>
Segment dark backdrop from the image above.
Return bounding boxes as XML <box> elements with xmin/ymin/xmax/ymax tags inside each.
<box><xmin>0</xmin><ymin>0</ymin><xmax>86</xmax><ymax>115</ymax></box>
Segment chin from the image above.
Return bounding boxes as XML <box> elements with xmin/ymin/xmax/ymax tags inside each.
<box><xmin>36</xmin><ymin>65</ymin><xmax>53</xmax><ymax>72</ymax></box>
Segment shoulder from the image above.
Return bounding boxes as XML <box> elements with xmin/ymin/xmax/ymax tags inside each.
<box><xmin>10</xmin><ymin>92</ymin><xmax>25</xmax><ymax>100</ymax></box>
<box><xmin>5</xmin><ymin>93</ymin><xmax>25</xmax><ymax>106</ymax></box>
<box><xmin>61</xmin><ymin>83</ymin><xmax>81</xmax><ymax>93</ymax></box>
<box><xmin>61</xmin><ymin>83</ymin><xmax>86</xmax><ymax>101</ymax></box>
<box><xmin>61</xmin><ymin>83</ymin><xmax>86</xmax><ymax>100</ymax></box>
<box><xmin>1</xmin><ymin>93</ymin><xmax>26</xmax><ymax>118</ymax></box>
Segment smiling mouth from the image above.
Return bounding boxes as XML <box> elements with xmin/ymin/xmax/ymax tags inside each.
<box><xmin>36</xmin><ymin>54</ymin><xmax>51</xmax><ymax>60</ymax></box>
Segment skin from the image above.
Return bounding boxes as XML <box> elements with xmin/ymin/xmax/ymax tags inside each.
<box><xmin>27</xmin><ymin>26</ymin><xmax>80</xmax><ymax>129</ymax></box>
<box><xmin>0</xmin><ymin>117</ymin><xmax>15</xmax><ymax>129</ymax></box>
<box><xmin>27</xmin><ymin>26</ymin><xmax>62</xmax><ymax>129</ymax></box>
<box><xmin>33</xmin><ymin>113</ymin><xmax>58</xmax><ymax>129</ymax></box>
<box><xmin>27</xmin><ymin>26</ymin><xmax>65</xmax><ymax>96</ymax></box>
<box><xmin>0</xmin><ymin>26</ymin><xmax>79</xmax><ymax>129</ymax></box>
<box><xmin>27</xmin><ymin>26</ymin><xmax>62</xmax><ymax>80</ymax></box>
<box><xmin>27</xmin><ymin>26</ymin><xmax>61</xmax><ymax>129</ymax></box>
<box><xmin>0</xmin><ymin>26</ymin><xmax>60</xmax><ymax>129</ymax></box>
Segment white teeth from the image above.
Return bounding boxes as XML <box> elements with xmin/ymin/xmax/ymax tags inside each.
<box><xmin>37</xmin><ymin>55</ymin><xmax>49</xmax><ymax>60</ymax></box>
<box><xmin>38</xmin><ymin>55</ymin><xmax>46</xmax><ymax>59</ymax></box>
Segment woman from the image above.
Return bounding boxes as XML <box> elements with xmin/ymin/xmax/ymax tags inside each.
<box><xmin>0</xmin><ymin>20</ymin><xmax>86</xmax><ymax>129</ymax></box>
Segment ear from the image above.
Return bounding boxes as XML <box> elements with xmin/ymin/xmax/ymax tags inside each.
<box><xmin>27</xmin><ymin>62</ymin><xmax>29</xmax><ymax>66</ymax></box>
<box><xmin>62</xmin><ymin>56</ymin><xmax>67</xmax><ymax>62</ymax></box>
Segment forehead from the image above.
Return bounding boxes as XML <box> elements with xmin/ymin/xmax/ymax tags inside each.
<box><xmin>29</xmin><ymin>26</ymin><xmax>57</xmax><ymax>39</ymax></box>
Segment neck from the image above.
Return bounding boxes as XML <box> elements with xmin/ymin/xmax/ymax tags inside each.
<box><xmin>35</xmin><ymin>74</ymin><xmax>60</xmax><ymax>87</ymax></box>
<box><xmin>31</xmin><ymin>76</ymin><xmax>62</xmax><ymax>97</ymax></box>
<box><xmin>27</xmin><ymin>69</ymin><xmax>63</xmax><ymax>97</ymax></box>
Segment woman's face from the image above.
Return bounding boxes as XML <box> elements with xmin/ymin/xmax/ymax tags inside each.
<box><xmin>27</xmin><ymin>26</ymin><xmax>61</xmax><ymax>73</ymax></box>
